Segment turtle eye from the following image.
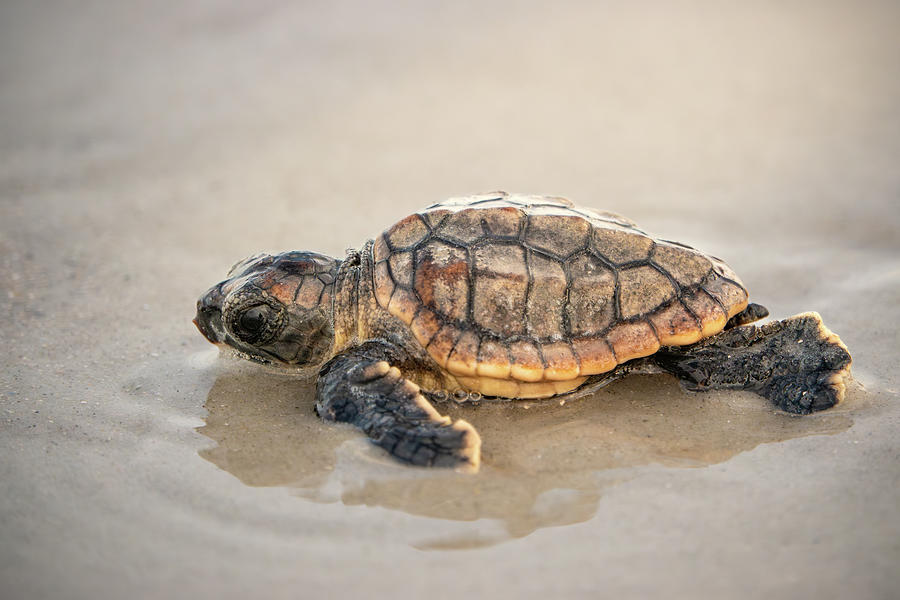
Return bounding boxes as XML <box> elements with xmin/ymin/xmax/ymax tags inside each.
<box><xmin>231</xmin><ymin>303</ymin><xmax>281</xmax><ymax>343</ymax></box>
<box><xmin>223</xmin><ymin>288</ymin><xmax>286</xmax><ymax>346</ymax></box>
<box><xmin>239</xmin><ymin>305</ymin><xmax>271</xmax><ymax>334</ymax></box>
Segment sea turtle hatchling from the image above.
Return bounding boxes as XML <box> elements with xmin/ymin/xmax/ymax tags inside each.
<box><xmin>194</xmin><ymin>193</ymin><xmax>852</xmax><ymax>472</ymax></box>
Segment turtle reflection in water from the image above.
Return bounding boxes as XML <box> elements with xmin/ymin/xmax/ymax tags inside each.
<box><xmin>194</xmin><ymin>193</ymin><xmax>851</xmax><ymax>472</ymax></box>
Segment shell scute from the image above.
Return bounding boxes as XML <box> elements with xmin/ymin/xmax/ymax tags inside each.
<box><xmin>472</xmin><ymin>244</ymin><xmax>528</xmax><ymax>336</ymax></box>
<box><xmin>606</xmin><ymin>321</ymin><xmax>660</xmax><ymax>363</ymax></box>
<box><xmin>508</xmin><ymin>340</ymin><xmax>544</xmax><ymax>382</ymax></box>
<box><xmin>524</xmin><ymin>214</ymin><xmax>591</xmax><ymax>258</ymax></box>
<box><xmin>413</xmin><ymin>239</ymin><xmax>469</xmax><ymax>322</ymax></box>
<box><xmin>682</xmin><ymin>290</ymin><xmax>728</xmax><ymax>337</ymax></box>
<box><xmin>541</xmin><ymin>341</ymin><xmax>580</xmax><ymax>380</ymax></box>
<box><xmin>386</xmin><ymin>214</ymin><xmax>430</xmax><ymax>249</ymax></box>
<box><xmin>479</xmin><ymin>205</ymin><xmax>524</xmax><ymax>238</ymax></box>
<box><xmin>411</xmin><ymin>307</ymin><xmax>442</xmax><ymax>347</ymax></box>
<box><xmin>425</xmin><ymin>324</ymin><xmax>462</xmax><ymax>368</ymax></box>
<box><xmin>446</xmin><ymin>330</ymin><xmax>480</xmax><ymax>376</ymax></box>
<box><xmin>419</xmin><ymin>208</ymin><xmax>451</xmax><ymax>229</ymax></box>
<box><xmin>472</xmin><ymin>278</ymin><xmax>527</xmax><ymax>337</ymax></box>
<box><xmin>651</xmin><ymin>242</ymin><xmax>713</xmax><ymax>288</ymax></box>
<box><xmin>572</xmin><ymin>337</ymin><xmax>617</xmax><ymax>375</ymax></box>
<box><xmin>649</xmin><ymin>301</ymin><xmax>703</xmax><ymax>346</ymax></box>
<box><xmin>618</xmin><ymin>265</ymin><xmax>676</xmax><ymax>319</ymax></box>
<box><xmin>591</xmin><ymin>226</ymin><xmax>654</xmax><ymax>265</ymax></box>
<box><xmin>434</xmin><ymin>208</ymin><xmax>487</xmax><ymax>245</ymax></box>
<box><xmin>566</xmin><ymin>254</ymin><xmax>616</xmax><ymax>336</ymax></box>
<box><xmin>388</xmin><ymin>250</ymin><xmax>413</xmax><ymax>288</ymax></box>
<box><xmin>474</xmin><ymin>243</ymin><xmax>527</xmax><ymax>278</ymax></box>
<box><xmin>373</xmin><ymin>261</ymin><xmax>394</xmax><ymax>308</ymax></box>
<box><xmin>525</xmin><ymin>253</ymin><xmax>567</xmax><ymax>339</ymax></box>
<box><xmin>373</xmin><ymin>234</ymin><xmax>391</xmax><ymax>263</ymax></box>
<box><xmin>476</xmin><ymin>339</ymin><xmax>512</xmax><ymax>379</ymax></box>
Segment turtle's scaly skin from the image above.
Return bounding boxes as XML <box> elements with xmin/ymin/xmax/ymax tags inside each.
<box><xmin>194</xmin><ymin>192</ymin><xmax>852</xmax><ymax>472</ymax></box>
<box><xmin>372</xmin><ymin>193</ymin><xmax>748</xmax><ymax>398</ymax></box>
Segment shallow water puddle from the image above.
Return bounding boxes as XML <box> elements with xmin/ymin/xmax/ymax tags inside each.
<box><xmin>195</xmin><ymin>359</ymin><xmax>856</xmax><ymax>549</ymax></box>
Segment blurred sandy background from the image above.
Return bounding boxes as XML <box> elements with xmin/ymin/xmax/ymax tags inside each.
<box><xmin>1</xmin><ymin>1</ymin><xmax>898</xmax><ymax>599</ymax></box>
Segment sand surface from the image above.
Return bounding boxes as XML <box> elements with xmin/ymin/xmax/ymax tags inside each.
<box><xmin>2</xmin><ymin>1</ymin><xmax>899</xmax><ymax>598</ymax></box>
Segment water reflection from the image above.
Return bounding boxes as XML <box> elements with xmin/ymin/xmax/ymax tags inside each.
<box><xmin>197</xmin><ymin>364</ymin><xmax>855</xmax><ymax>548</ymax></box>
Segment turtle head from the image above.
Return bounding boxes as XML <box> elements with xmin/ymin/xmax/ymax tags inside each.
<box><xmin>194</xmin><ymin>251</ymin><xmax>341</xmax><ymax>369</ymax></box>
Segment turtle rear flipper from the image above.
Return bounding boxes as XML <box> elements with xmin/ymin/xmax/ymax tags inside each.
<box><xmin>316</xmin><ymin>342</ymin><xmax>481</xmax><ymax>471</ymax></box>
<box><xmin>653</xmin><ymin>312</ymin><xmax>851</xmax><ymax>414</ymax></box>
<box><xmin>724</xmin><ymin>302</ymin><xmax>769</xmax><ymax>329</ymax></box>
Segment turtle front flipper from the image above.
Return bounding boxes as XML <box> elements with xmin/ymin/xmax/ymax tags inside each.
<box><xmin>316</xmin><ymin>342</ymin><xmax>481</xmax><ymax>471</ymax></box>
<box><xmin>653</xmin><ymin>312</ymin><xmax>852</xmax><ymax>414</ymax></box>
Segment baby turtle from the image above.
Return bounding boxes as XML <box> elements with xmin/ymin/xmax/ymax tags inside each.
<box><xmin>194</xmin><ymin>193</ymin><xmax>851</xmax><ymax>472</ymax></box>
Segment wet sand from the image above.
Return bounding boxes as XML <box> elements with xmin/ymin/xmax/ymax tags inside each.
<box><xmin>2</xmin><ymin>1</ymin><xmax>899</xmax><ymax>598</ymax></box>
<box><xmin>199</xmin><ymin>364</ymin><xmax>859</xmax><ymax>546</ymax></box>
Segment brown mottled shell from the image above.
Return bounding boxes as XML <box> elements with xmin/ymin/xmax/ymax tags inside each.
<box><xmin>372</xmin><ymin>192</ymin><xmax>749</xmax><ymax>392</ymax></box>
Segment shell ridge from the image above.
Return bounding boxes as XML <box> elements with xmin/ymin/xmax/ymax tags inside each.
<box><xmin>535</xmin><ymin>338</ymin><xmax>548</xmax><ymax>370</ymax></box>
<box><xmin>560</xmin><ymin>254</ymin><xmax>574</xmax><ymax>338</ymax></box>
<box><xmin>648</xmin><ymin>249</ymin><xmax>686</xmax><ymax>300</ymax></box>
<box><xmin>699</xmin><ymin>286</ymin><xmax>729</xmax><ymax>316</ymax></box>
<box><xmin>524</xmin><ymin>247</ymin><xmax>536</xmax><ymax>337</ymax></box>
<box><xmin>465</xmin><ymin>246</ymin><xmax>476</xmax><ymax>327</ymax></box>
<box><xmin>644</xmin><ymin>318</ymin><xmax>662</xmax><ymax>346</ymax></box>
<box><xmin>568</xmin><ymin>338</ymin><xmax>583</xmax><ymax>372</ymax></box>
<box><xmin>678</xmin><ymin>297</ymin><xmax>705</xmax><ymax>330</ymax></box>
<box><xmin>605</xmin><ymin>334</ymin><xmax>619</xmax><ymax>363</ymax></box>
<box><xmin>418</xmin><ymin>214</ymin><xmax>435</xmax><ymax>233</ymax></box>
<box><xmin>519</xmin><ymin>242</ymin><xmax>566</xmax><ymax>264</ymax></box>
<box><xmin>586</xmin><ymin>247</ymin><xmax>617</xmax><ymax>271</ymax></box>
<box><xmin>466</xmin><ymin>195</ymin><xmax>508</xmax><ymax>207</ymax></box>
<box><xmin>611</xmin><ymin>266</ymin><xmax>622</xmax><ymax>322</ymax></box>
<box><xmin>427</xmin><ymin>235</ymin><xmax>470</xmax><ymax>251</ymax></box>
<box><xmin>712</xmin><ymin>274</ymin><xmax>746</xmax><ymax>292</ymax></box>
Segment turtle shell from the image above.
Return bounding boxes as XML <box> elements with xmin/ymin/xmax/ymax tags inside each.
<box><xmin>372</xmin><ymin>192</ymin><xmax>749</xmax><ymax>397</ymax></box>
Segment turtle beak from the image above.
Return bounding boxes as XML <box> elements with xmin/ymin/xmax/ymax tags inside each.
<box><xmin>194</xmin><ymin>284</ymin><xmax>227</xmax><ymax>344</ymax></box>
